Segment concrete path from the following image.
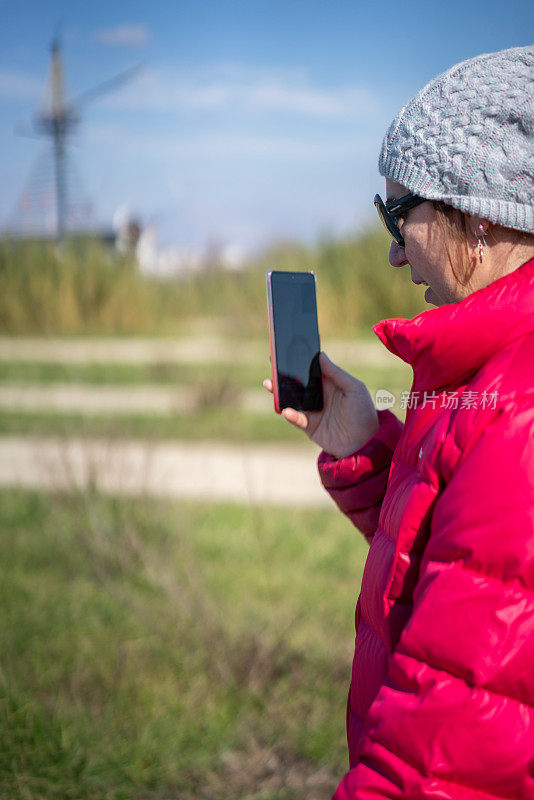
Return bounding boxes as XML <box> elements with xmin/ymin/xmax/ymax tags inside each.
<box><xmin>0</xmin><ymin>383</ymin><xmax>271</xmax><ymax>415</ymax></box>
<box><xmin>0</xmin><ymin>336</ymin><xmax>400</xmax><ymax>368</ymax></box>
<box><xmin>0</xmin><ymin>436</ymin><xmax>331</xmax><ymax>507</ymax></box>
<box><xmin>0</xmin><ymin>336</ymin><xmax>402</xmax><ymax>507</ymax></box>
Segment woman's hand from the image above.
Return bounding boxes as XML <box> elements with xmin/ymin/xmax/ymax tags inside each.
<box><xmin>263</xmin><ymin>352</ymin><xmax>380</xmax><ymax>459</ymax></box>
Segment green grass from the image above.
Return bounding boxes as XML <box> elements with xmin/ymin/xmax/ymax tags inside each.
<box><xmin>0</xmin><ymin>362</ymin><xmax>410</xmax><ymax>441</ymax></box>
<box><xmin>0</xmin><ymin>408</ymin><xmax>309</xmax><ymax>442</ymax></box>
<box><xmin>0</xmin><ymin>358</ymin><xmax>411</xmax><ymax>442</ymax></box>
<box><xmin>0</xmin><ymin>359</ymin><xmax>268</xmax><ymax>387</ymax></box>
<box><xmin>0</xmin><ymin>390</ymin><xmax>408</xmax><ymax>443</ymax></box>
<box><xmin>0</xmin><ymin>490</ymin><xmax>367</xmax><ymax>799</ymax></box>
<box><xmin>0</xmin><ymin>359</ymin><xmax>410</xmax><ymax>389</ymax></box>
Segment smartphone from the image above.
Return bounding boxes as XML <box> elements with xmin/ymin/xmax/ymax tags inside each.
<box><xmin>266</xmin><ymin>270</ymin><xmax>323</xmax><ymax>414</ymax></box>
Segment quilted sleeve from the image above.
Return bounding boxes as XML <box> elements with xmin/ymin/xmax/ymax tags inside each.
<box><xmin>318</xmin><ymin>408</ymin><xmax>404</xmax><ymax>542</ymax></box>
<box><xmin>332</xmin><ymin>399</ymin><xmax>534</xmax><ymax>799</ymax></box>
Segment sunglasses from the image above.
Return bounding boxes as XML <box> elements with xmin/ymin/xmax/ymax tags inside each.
<box><xmin>374</xmin><ymin>192</ymin><xmax>426</xmax><ymax>248</ymax></box>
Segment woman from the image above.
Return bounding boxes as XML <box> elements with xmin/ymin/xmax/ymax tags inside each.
<box><xmin>265</xmin><ymin>46</ymin><xmax>534</xmax><ymax>798</ymax></box>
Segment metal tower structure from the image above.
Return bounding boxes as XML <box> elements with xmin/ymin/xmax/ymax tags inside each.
<box><xmin>16</xmin><ymin>37</ymin><xmax>140</xmax><ymax>242</ymax></box>
<box><xmin>33</xmin><ymin>37</ymin><xmax>75</xmax><ymax>241</ymax></box>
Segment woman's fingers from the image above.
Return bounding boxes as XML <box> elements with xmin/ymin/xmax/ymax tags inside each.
<box><xmin>265</xmin><ymin>356</ymin><xmax>357</xmax><ymax>398</ymax></box>
<box><xmin>262</xmin><ymin>379</ymin><xmax>313</xmax><ymax>432</ymax></box>
<box><xmin>282</xmin><ymin>407</ymin><xmax>309</xmax><ymax>431</ymax></box>
<box><xmin>319</xmin><ymin>352</ymin><xmax>358</xmax><ymax>392</ymax></box>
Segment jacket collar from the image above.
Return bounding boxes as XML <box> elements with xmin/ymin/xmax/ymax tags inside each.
<box><xmin>373</xmin><ymin>257</ymin><xmax>534</xmax><ymax>392</ymax></box>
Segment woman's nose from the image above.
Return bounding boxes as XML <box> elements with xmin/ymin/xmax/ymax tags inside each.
<box><xmin>388</xmin><ymin>240</ymin><xmax>408</xmax><ymax>268</ymax></box>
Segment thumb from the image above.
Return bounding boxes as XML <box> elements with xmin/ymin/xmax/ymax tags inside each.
<box><xmin>319</xmin><ymin>352</ymin><xmax>358</xmax><ymax>392</ymax></box>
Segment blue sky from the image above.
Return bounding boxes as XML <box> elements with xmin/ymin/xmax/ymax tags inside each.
<box><xmin>1</xmin><ymin>0</ymin><xmax>532</xmax><ymax>251</ymax></box>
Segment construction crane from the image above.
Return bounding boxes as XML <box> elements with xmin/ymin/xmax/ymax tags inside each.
<box><xmin>24</xmin><ymin>36</ymin><xmax>141</xmax><ymax>242</ymax></box>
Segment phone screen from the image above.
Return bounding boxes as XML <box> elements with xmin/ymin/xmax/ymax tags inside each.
<box><xmin>266</xmin><ymin>270</ymin><xmax>323</xmax><ymax>413</ymax></box>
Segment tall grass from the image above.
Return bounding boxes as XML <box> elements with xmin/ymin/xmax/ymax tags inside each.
<box><xmin>0</xmin><ymin>230</ymin><xmax>426</xmax><ymax>338</ymax></box>
<box><xmin>0</xmin><ymin>239</ymin><xmax>157</xmax><ymax>336</ymax></box>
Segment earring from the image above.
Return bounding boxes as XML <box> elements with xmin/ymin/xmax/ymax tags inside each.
<box><xmin>476</xmin><ymin>224</ymin><xmax>488</xmax><ymax>263</ymax></box>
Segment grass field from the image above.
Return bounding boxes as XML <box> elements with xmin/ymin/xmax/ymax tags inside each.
<box><xmin>1</xmin><ymin>490</ymin><xmax>367</xmax><ymax>799</ymax></box>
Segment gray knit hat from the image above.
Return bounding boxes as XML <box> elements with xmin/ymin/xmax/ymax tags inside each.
<box><xmin>378</xmin><ymin>46</ymin><xmax>534</xmax><ymax>234</ymax></box>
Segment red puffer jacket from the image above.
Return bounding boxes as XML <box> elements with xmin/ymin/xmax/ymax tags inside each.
<box><xmin>319</xmin><ymin>257</ymin><xmax>534</xmax><ymax>800</ymax></box>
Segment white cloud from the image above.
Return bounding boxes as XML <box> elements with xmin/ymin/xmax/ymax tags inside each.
<box><xmin>102</xmin><ymin>65</ymin><xmax>379</xmax><ymax>118</ymax></box>
<box><xmin>204</xmin><ymin>62</ymin><xmax>309</xmax><ymax>84</ymax></box>
<box><xmin>247</xmin><ymin>83</ymin><xmax>373</xmax><ymax>116</ymax></box>
<box><xmin>95</xmin><ymin>24</ymin><xmax>150</xmax><ymax>47</ymax></box>
<box><xmin>86</xmin><ymin>123</ymin><xmax>379</xmax><ymax>161</ymax></box>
